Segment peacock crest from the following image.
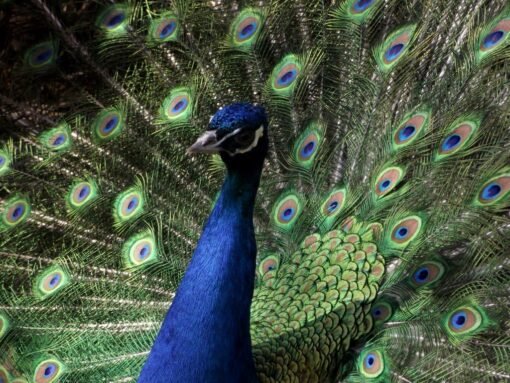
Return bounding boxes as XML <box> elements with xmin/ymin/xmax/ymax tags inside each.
<box><xmin>1</xmin><ymin>0</ymin><xmax>510</xmax><ymax>382</ymax></box>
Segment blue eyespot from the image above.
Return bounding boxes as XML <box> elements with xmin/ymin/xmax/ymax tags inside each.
<box><xmin>12</xmin><ymin>205</ymin><xmax>24</xmax><ymax>219</ymax></box>
<box><xmin>107</xmin><ymin>13</ymin><xmax>126</xmax><ymax>28</ymax></box>
<box><xmin>44</xmin><ymin>363</ymin><xmax>56</xmax><ymax>377</ymax></box>
<box><xmin>398</xmin><ymin>125</ymin><xmax>416</xmax><ymax>141</ymax></box>
<box><xmin>441</xmin><ymin>134</ymin><xmax>461</xmax><ymax>151</ymax></box>
<box><xmin>172</xmin><ymin>99</ymin><xmax>188</xmax><ymax>114</ymax></box>
<box><xmin>126</xmin><ymin>197</ymin><xmax>139</xmax><ymax>213</ymax></box>
<box><xmin>483</xmin><ymin>30</ymin><xmax>504</xmax><ymax>49</ymax></box>
<box><xmin>413</xmin><ymin>267</ymin><xmax>429</xmax><ymax>283</ymax></box>
<box><xmin>160</xmin><ymin>21</ymin><xmax>176</xmax><ymax>39</ymax></box>
<box><xmin>354</xmin><ymin>0</ymin><xmax>374</xmax><ymax>12</ymax></box>
<box><xmin>379</xmin><ymin>179</ymin><xmax>391</xmax><ymax>192</ymax></box>
<box><xmin>282</xmin><ymin>207</ymin><xmax>295</xmax><ymax>221</ymax></box>
<box><xmin>239</xmin><ymin>22</ymin><xmax>257</xmax><ymax>39</ymax></box>
<box><xmin>373</xmin><ymin>308</ymin><xmax>382</xmax><ymax>317</ymax></box>
<box><xmin>103</xmin><ymin>116</ymin><xmax>119</xmax><ymax>133</ymax></box>
<box><xmin>327</xmin><ymin>201</ymin><xmax>339</xmax><ymax>213</ymax></box>
<box><xmin>0</xmin><ymin>157</ymin><xmax>4</xmax><ymax>166</ymax></box>
<box><xmin>450</xmin><ymin>311</ymin><xmax>467</xmax><ymax>329</ymax></box>
<box><xmin>385</xmin><ymin>43</ymin><xmax>404</xmax><ymax>61</ymax></box>
<box><xmin>301</xmin><ymin>141</ymin><xmax>316</xmax><ymax>158</ymax></box>
<box><xmin>139</xmin><ymin>245</ymin><xmax>150</xmax><ymax>259</ymax></box>
<box><xmin>481</xmin><ymin>183</ymin><xmax>502</xmax><ymax>200</ymax></box>
<box><xmin>49</xmin><ymin>274</ymin><xmax>61</xmax><ymax>289</ymax></box>
<box><xmin>277</xmin><ymin>69</ymin><xmax>298</xmax><ymax>87</ymax></box>
<box><xmin>395</xmin><ymin>226</ymin><xmax>408</xmax><ymax>239</ymax></box>
<box><xmin>364</xmin><ymin>353</ymin><xmax>376</xmax><ymax>368</ymax></box>
<box><xmin>35</xmin><ymin>49</ymin><xmax>54</xmax><ymax>65</ymax></box>
<box><xmin>52</xmin><ymin>134</ymin><xmax>66</xmax><ymax>146</ymax></box>
<box><xmin>77</xmin><ymin>185</ymin><xmax>90</xmax><ymax>202</ymax></box>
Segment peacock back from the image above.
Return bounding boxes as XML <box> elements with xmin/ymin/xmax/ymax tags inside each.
<box><xmin>1</xmin><ymin>0</ymin><xmax>510</xmax><ymax>382</ymax></box>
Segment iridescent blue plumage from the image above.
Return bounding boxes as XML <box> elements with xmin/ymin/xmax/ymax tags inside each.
<box><xmin>139</xmin><ymin>104</ymin><xmax>268</xmax><ymax>383</ymax></box>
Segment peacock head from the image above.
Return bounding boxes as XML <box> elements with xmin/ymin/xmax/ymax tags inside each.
<box><xmin>188</xmin><ymin>103</ymin><xmax>268</xmax><ymax>171</ymax></box>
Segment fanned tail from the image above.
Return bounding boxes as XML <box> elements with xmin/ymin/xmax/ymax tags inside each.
<box><xmin>1</xmin><ymin>0</ymin><xmax>509</xmax><ymax>382</ymax></box>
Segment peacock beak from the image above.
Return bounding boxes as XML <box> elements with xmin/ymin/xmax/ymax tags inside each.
<box><xmin>187</xmin><ymin>131</ymin><xmax>221</xmax><ymax>155</ymax></box>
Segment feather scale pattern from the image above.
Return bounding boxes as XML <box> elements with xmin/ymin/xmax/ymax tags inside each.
<box><xmin>0</xmin><ymin>0</ymin><xmax>510</xmax><ymax>382</ymax></box>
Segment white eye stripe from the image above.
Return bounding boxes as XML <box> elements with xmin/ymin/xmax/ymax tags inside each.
<box><xmin>231</xmin><ymin>125</ymin><xmax>264</xmax><ymax>155</ymax></box>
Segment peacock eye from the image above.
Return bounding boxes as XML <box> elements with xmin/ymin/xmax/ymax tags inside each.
<box><xmin>234</xmin><ymin>130</ymin><xmax>255</xmax><ymax>146</ymax></box>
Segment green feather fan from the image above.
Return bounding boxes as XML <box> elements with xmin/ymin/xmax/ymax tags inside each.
<box><xmin>1</xmin><ymin>0</ymin><xmax>510</xmax><ymax>382</ymax></box>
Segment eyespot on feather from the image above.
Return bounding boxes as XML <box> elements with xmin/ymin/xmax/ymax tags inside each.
<box><xmin>259</xmin><ymin>255</ymin><xmax>279</xmax><ymax>276</ymax></box>
<box><xmin>1</xmin><ymin>196</ymin><xmax>31</xmax><ymax>230</ymax></box>
<box><xmin>35</xmin><ymin>266</ymin><xmax>70</xmax><ymax>299</ymax></box>
<box><xmin>371</xmin><ymin>302</ymin><xmax>393</xmax><ymax>323</ymax></box>
<box><xmin>294</xmin><ymin>125</ymin><xmax>322</xmax><ymax>168</ymax></box>
<box><xmin>0</xmin><ymin>367</ymin><xmax>10</xmax><ymax>383</ymax></box>
<box><xmin>445</xmin><ymin>305</ymin><xmax>485</xmax><ymax>337</ymax></box>
<box><xmin>161</xmin><ymin>88</ymin><xmax>193</xmax><ymax>121</ymax></box>
<box><xmin>33</xmin><ymin>358</ymin><xmax>64</xmax><ymax>383</ymax></box>
<box><xmin>392</xmin><ymin>109</ymin><xmax>430</xmax><ymax>150</ymax></box>
<box><xmin>271</xmin><ymin>55</ymin><xmax>302</xmax><ymax>94</ymax></box>
<box><xmin>97</xmin><ymin>5</ymin><xmax>129</xmax><ymax>33</ymax></box>
<box><xmin>480</xmin><ymin>18</ymin><xmax>510</xmax><ymax>53</ymax></box>
<box><xmin>359</xmin><ymin>349</ymin><xmax>385</xmax><ymax>378</ymax></box>
<box><xmin>123</xmin><ymin>231</ymin><xmax>158</xmax><ymax>268</ymax></box>
<box><xmin>272</xmin><ymin>193</ymin><xmax>302</xmax><ymax>230</ymax></box>
<box><xmin>92</xmin><ymin>108</ymin><xmax>125</xmax><ymax>142</ymax></box>
<box><xmin>114</xmin><ymin>188</ymin><xmax>145</xmax><ymax>223</ymax></box>
<box><xmin>321</xmin><ymin>189</ymin><xmax>346</xmax><ymax>218</ymax></box>
<box><xmin>375</xmin><ymin>25</ymin><xmax>416</xmax><ymax>72</ymax></box>
<box><xmin>25</xmin><ymin>41</ymin><xmax>57</xmax><ymax>69</ymax></box>
<box><xmin>389</xmin><ymin>215</ymin><xmax>422</xmax><ymax>247</ymax></box>
<box><xmin>67</xmin><ymin>180</ymin><xmax>98</xmax><ymax>210</ymax></box>
<box><xmin>436</xmin><ymin>118</ymin><xmax>480</xmax><ymax>160</ymax></box>
<box><xmin>230</xmin><ymin>8</ymin><xmax>264</xmax><ymax>48</ymax></box>
<box><xmin>410</xmin><ymin>261</ymin><xmax>445</xmax><ymax>287</ymax></box>
<box><xmin>374</xmin><ymin>166</ymin><xmax>404</xmax><ymax>197</ymax></box>
<box><xmin>475</xmin><ymin>173</ymin><xmax>510</xmax><ymax>206</ymax></box>
<box><xmin>351</xmin><ymin>0</ymin><xmax>376</xmax><ymax>14</ymax></box>
<box><xmin>39</xmin><ymin>124</ymin><xmax>72</xmax><ymax>152</ymax></box>
<box><xmin>149</xmin><ymin>14</ymin><xmax>180</xmax><ymax>43</ymax></box>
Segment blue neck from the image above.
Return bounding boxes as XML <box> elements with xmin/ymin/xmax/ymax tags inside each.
<box><xmin>139</xmin><ymin>166</ymin><xmax>262</xmax><ymax>383</ymax></box>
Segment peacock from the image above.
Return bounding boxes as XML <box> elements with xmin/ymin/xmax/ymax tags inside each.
<box><xmin>1</xmin><ymin>0</ymin><xmax>510</xmax><ymax>382</ymax></box>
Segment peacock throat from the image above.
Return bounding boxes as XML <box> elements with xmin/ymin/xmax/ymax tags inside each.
<box><xmin>1</xmin><ymin>0</ymin><xmax>510</xmax><ymax>382</ymax></box>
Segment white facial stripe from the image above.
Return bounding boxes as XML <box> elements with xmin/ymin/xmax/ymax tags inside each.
<box><xmin>213</xmin><ymin>128</ymin><xmax>242</xmax><ymax>148</ymax></box>
<box><xmin>232</xmin><ymin>125</ymin><xmax>264</xmax><ymax>156</ymax></box>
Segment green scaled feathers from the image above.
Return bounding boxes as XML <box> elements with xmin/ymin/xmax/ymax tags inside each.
<box><xmin>1</xmin><ymin>1</ymin><xmax>510</xmax><ymax>382</ymax></box>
